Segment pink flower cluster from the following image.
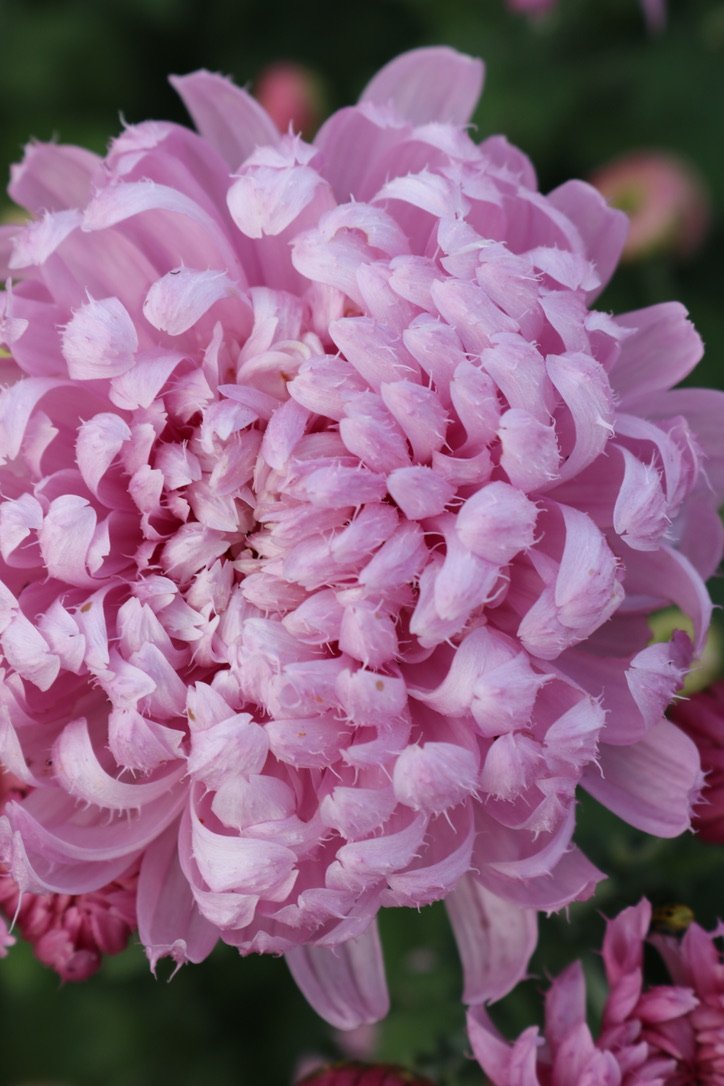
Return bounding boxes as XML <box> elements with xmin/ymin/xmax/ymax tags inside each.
<box><xmin>0</xmin><ymin>47</ymin><xmax>721</xmax><ymax>1022</ymax></box>
<box><xmin>469</xmin><ymin>898</ymin><xmax>724</xmax><ymax>1085</ymax></box>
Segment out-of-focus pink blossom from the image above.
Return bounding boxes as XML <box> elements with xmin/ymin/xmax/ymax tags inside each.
<box><xmin>506</xmin><ymin>0</ymin><xmax>557</xmax><ymax>14</ymax></box>
<box><xmin>641</xmin><ymin>0</ymin><xmax>666</xmax><ymax>31</ymax></box>
<box><xmin>591</xmin><ymin>151</ymin><xmax>710</xmax><ymax>261</ymax></box>
<box><xmin>509</xmin><ymin>0</ymin><xmax>666</xmax><ymax>29</ymax></box>
<box><xmin>0</xmin><ymin>47</ymin><xmax>721</xmax><ymax>1028</ymax></box>
<box><xmin>297</xmin><ymin>1064</ymin><xmax>435</xmax><ymax>1086</ymax></box>
<box><xmin>255</xmin><ymin>62</ymin><xmax>325</xmax><ymax>137</ymax></box>
<box><xmin>669</xmin><ymin>682</ymin><xmax>724</xmax><ymax>844</ymax></box>
<box><xmin>469</xmin><ymin>899</ymin><xmax>724</xmax><ymax>1085</ymax></box>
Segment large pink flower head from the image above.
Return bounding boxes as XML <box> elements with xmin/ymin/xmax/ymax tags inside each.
<box><xmin>0</xmin><ymin>48</ymin><xmax>722</xmax><ymax>1023</ymax></box>
<box><xmin>469</xmin><ymin>898</ymin><xmax>724</xmax><ymax>1085</ymax></box>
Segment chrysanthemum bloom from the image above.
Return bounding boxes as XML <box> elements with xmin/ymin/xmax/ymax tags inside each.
<box><xmin>669</xmin><ymin>682</ymin><xmax>724</xmax><ymax>844</ymax></box>
<box><xmin>0</xmin><ymin>47</ymin><xmax>721</xmax><ymax>1023</ymax></box>
<box><xmin>469</xmin><ymin>899</ymin><xmax>724</xmax><ymax>1085</ymax></box>
<box><xmin>0</xmin><ymin>768</ymin><xmax>137</xmax><ymax>980</ymax></box>
<box><xmin>591</xmin><ymin>151</ymin><xmax>710</xmax><ymax>262</ymax></box>
<box><xmin>297</xmin><ymin>1063</ymin><xmax>434</xmax><ymax>1086</ymax></box>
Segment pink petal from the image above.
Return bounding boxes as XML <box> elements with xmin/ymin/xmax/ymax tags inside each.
<box><xmin>393</xmin><ymin>742</ymin><xmax>479</xmax><ymax>814</ymax></box>
<box><xmin>61</xmin><ymin>296</ymin><xmax>138</xmax><ymax>380</ymax></box>
<box><xmin>10</xmin><ymin>209</ymin><xmax>82</xmax><ymax>269</ymax></box>
<box><xmin>9</xmin><ymin>141</ymin><xmax>101</xmax><ymax>213</ymax></box>
<box><xmin>610</xmin><ymin>303</ymin><xmax>703</xmax><ymax>406</ymax></box>
<box><xmin>360</xmin><ymin>47</ymin><xmax>484</xmax><ymax>126</ymax></box>
<box><xmin>622</xmin><ymin>543</ymin><xmax>711</xmax><ymax>654</ymax></box>
<box><xmin>544</xmin><ymin>961</ymin><xmax>587</xmax><ymax>1047</ymax></box>
<box><xmin>383</xmin><ymin>805</ymin><xmax>475</xmax><ymax>906</ymax></box>
<box><xmin>138</xmin><ymin>821</ymin><xmax>218</xmax><ymax>972</ymax></box>
<box><xmin>446</xmin><ymin>876</ymin><xmax>538</xmax><ymax>1004</ymax></box>
<box><xmin>53</xmin><ymin>716</ymin><xmax>184</xmax><ymax>811</ymax></box>
<box><xmin>547</xmin><ymin>180</ymin><xmax>629</xmax><ymax>297</ymax></box>
<box><xmin>386</xmin><ymin>465</ymin><xmax>454</xmax><ymax>519</ymax></box>
<box><xmin>467</xmin><ymin>1008</ymin><xmax>542</xmax><ymax>1086</ymax></box>
<box><xmin>170</xmin><ymin>70</ymin><xmax>279</xmax><ymax>169</ymax></box>
<box><xmin>143</xmin><ymin>267</ymin><xmax>236</xmax><ymax>335</ymax></box>
<box><xmin>2</xmin><ymin>786</ymin><xmax>186</xmax><ymax>892</ymax></box>
<box><xmin>583</xmin><ymin>718</ymin><xmax>703</xmax><ymax>836</ymax></box>
<box><xmin>456</xmin><ymin>481</ymin><xmax>538</xmax><ymax>565</ymax></box>
<box><xmin>188</xmin><ymin>796</ymin><xmax>296</xmax><ymax>895</ymax></box>
<box><xmin>285</xmin><ymin>922</ymin><xmax>390</xmax><ymax>1029</ymax></box>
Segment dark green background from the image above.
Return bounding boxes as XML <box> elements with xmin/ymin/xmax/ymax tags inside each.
<box><xmin>0</xmin><ymin>1</ymin><xmax>722</xmax><ymax>1083</ymax></box>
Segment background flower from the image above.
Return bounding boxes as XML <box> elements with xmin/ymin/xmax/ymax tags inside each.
<box><xmin>591</xmin><ymin>150</ymin><xmax>710</xmax><ymax>261</ymax></box>
<box><xmin>469</xmin><ymin>898</ymin><xmax>724</xmax><ymax>1085</ymax></box>
<box><xmin>669</xmin><ymin>681</ymin><xmax>724</xmax><ymax>845</ymax></box>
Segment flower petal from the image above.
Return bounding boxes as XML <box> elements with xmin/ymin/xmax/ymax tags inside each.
<box><xmin>360</xmin><ymin>47</ymin><xmax>484</xmax><ymax>126</ymax></box>
<box><xmin>446</xmin><ymin>876</ymin><xmax>537</xmax><ymax>1004</ymax></box>
<box><xmin>285</xmin><ymin>922</ymin><xmax>390</xmax><ymax>1029</ymax></box>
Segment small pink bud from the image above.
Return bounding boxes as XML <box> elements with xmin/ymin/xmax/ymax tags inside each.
<box><xmin>591</xmin><ymin>151</ymin><xmax>710</xmax><ymax>261</ymax></box>
<box><xmin>255</xmin><ymin>62</ymin><xmax>325</xmax><ymax>136</ymax></box>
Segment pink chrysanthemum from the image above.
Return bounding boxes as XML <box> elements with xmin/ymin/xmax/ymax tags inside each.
<box><xmin>0</xmin><ymin>48</ymin><xmax>721</xmax><ymax>1024</ymax></box>
<box><xmin>669</xmin><ymin>682</ymin><xmax>724</xmax><ymax>845</ymax></box>
<box><xmin>469</xmin><ymin>898</ymin><xmax>724</xmax><ymax>1085</ymax></box>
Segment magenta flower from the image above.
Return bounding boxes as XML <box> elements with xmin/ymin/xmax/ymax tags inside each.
<box><xmin>469</xmin><ymin>898</ymin><xmax>724</xmax><ymax>1085</ymax></box>
<box><xmin>669</xmin><ymin>682</ymin><xmax>724</xmax><ymax>845</ymax></box>
<box><xmin>0</xmin><ymin>48</ymin><xmax>721</xmax><ymax>1024</ymax></box>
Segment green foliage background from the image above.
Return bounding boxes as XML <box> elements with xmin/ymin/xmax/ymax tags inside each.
<box><xmin>0</xmin><ymin>1</ymin><xmax>722</xmax><ymax>1083</ymax></box>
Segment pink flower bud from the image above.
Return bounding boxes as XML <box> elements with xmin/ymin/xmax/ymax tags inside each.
<box><xmin>255</xmin><ymin>62</ymin><xmax>325</xmax><ymax>136</ymax></box>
